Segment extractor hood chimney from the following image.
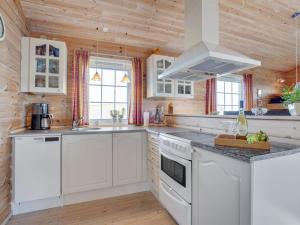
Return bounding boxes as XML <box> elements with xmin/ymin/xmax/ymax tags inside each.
<box><xmin>158</xmin><ymin>0</ymin><xmax>261</xmax><ymax>81</ymax></box>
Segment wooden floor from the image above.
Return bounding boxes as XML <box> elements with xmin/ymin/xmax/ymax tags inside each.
<box><xmin>8</xmin><ymin>192</ymin><xmax>177</xmax><ymax>225</ymax></box>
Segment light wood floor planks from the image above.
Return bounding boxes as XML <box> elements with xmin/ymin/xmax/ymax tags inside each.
<box><xmin>7</xmin><ymin>192</ymin><xmax>177</xmax><ymax>225</ymax></box>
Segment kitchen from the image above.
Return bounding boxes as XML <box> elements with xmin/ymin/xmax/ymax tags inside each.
<box><xmin>1</xmin><ymin>0</ymin><xmax>300</xmax><ymax>225</ymax></box>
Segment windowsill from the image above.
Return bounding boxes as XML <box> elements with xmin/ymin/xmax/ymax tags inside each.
<box><xmin>89</xmin><ymin>119</ymin><xmax>129</xmax><ymax>127</ymax></box>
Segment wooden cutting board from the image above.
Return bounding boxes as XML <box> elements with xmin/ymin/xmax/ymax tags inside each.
<box><xmin>214</xmin><ymin>134</ymin><xmax>271</xmax><ymax>150</ymax></box>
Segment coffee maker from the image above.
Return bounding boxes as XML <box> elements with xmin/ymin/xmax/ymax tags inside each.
<box><xmin>31</xmin><ymin>103</ymin><xmax>52</xmax><ymax>130</ymax></box>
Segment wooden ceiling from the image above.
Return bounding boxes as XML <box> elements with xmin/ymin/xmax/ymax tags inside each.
<box><xmin>20</xmin><ymin>0</ymin><xmax>300</xmax><ymax>72</ymax></box>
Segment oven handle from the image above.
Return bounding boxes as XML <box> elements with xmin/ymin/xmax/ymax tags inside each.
<box><xmin>160</xmin><ymin>181</ymin><xmax>189</xmax><ymax>206</ymax></box>
<box><xmin>160</xmin><ymin>150</ymin><xmax>189</xmax><ymax>166</ymax></box>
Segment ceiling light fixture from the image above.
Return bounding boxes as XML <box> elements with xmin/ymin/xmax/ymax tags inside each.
<box><xmin>292</xmin><ymin>12</ymin><xmax>300</xmax><ymax>89</ymax></box>
<box><xmin>120</xmin><ymin>36</ymin><xmax>130</xmax><ymax>84</ymax></box>
<box><xmin>92</xmin><ymin>27</ymin><xmax>101</xmax><ymax>81</ymax></box>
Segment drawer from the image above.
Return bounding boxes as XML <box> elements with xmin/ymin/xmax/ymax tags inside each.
<box><xmin>148</xmin><ymin>150</ymin><xmax>159</xmax><ymax>166</ymax></box>
<box><xmin>148</xmin><ymin>134</ymin><xmax>159</xmax><ymax>145</ymax></box>
<box><xmin>148</xmin><ymin>161</ymin><xmax>159</xmax><ymax>193</ymax></box>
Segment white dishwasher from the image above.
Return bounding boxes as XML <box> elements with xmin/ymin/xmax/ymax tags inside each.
<box><xmin>14</xmin><ymin>135</ymin><xmax>61</xmax><ymax>203</ymax></box>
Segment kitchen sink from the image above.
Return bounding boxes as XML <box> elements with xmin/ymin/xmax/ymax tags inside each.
<box><xmin>71</xmin><ymin>127</ymin><xmax>102</xmax><ymax>132</ymax></box>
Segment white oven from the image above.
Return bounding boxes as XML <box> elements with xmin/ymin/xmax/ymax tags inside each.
<box><xmin>159</xmin><ymin>134</ymin><xmax>192</xmax><ymax>225</ymax></box>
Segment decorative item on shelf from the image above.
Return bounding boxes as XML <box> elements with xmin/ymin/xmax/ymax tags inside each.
<box><xmin>282</xmin><ymin>85</ymin><xmax>300</xmax><ymax>116</ymax></box>
<box><xmin>110</xmin><ymin>108</ymin><xmax>125</xmax><ymax>124</ymax></box>
<box><xmin>92</xmin><ymin>27</ymin><xmax>101</xmax><ymax>81</ymax></box>
<box><xmin>110</xmin><ymin>109</ymin><xmax>119</xmax><ymax>124</ymax></box>
<box><xmin>118</xmin><ymin>108</ymin><xmax>125</xmax><ymax>123</ymax></box>
<box><xmin>154</xmin><ymin>107</ymin><xmax>160</xmax><ymax>124</ymax></box>
<box><xmin>0</xmin><ymin>14</ymin><xmax>5</xmax><ymax>41</ymax></box>
<box><xmin>154</xmin><ymin>105</ymin><xmax>164</xmax><ymax>124</ymax></box>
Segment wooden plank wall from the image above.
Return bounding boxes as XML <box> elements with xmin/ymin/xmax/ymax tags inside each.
<box><xmin>0</xmin><ymin>0</ymin><xmax>28</xmax><ymax>223</ymax></box>
<box><xmin>282</xmin><ymin>66</ymin><xmax>300</xmax><ymax>86</ymax></box>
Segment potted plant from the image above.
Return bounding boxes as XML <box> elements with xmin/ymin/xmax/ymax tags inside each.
<box><xmin>282</xmin><ymin>85</ymin><xmax>300</xmax><ymax>116</ymax></box>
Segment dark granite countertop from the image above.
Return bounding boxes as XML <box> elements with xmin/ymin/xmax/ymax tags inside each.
<box><xmin>164</xmin><ymin>131</ymin><xmax>300</xmax><ymax>162</ymax></box>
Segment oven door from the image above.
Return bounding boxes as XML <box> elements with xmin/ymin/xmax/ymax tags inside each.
<box><xmin>159</xmin><ymin>180</ymin><xmax>191</xmax><ymax>225</ymax></box>
<box><xmin>160</xmin><ymin>149</ymin><xmax>191</xmax><ymax>203</ymax></box>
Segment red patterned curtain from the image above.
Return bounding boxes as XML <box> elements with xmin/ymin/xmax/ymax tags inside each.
<box><xmin>243</xmin><ymin>73</ymin><xmax>253</xmax><ymax>111</ymax></box>
<box><xmin>205</xmin><ymin>78</ymin><xmax>216</xmax><ymax>115</ymax></box>
<box><xmin>72</xmin><ymin>50</ymin><xmax>89</xmax><ymax>125</ymax></box>
<box><xmin>129</xmin><ymin>58</ymin><xmax>143</xmax><ymax>125</ymax></box>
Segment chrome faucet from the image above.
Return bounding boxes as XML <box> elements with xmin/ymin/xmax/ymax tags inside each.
<box><xmin>72</xmin><ymin>117</ymin><xmax>83</xmax><ymax>129</ymax></box>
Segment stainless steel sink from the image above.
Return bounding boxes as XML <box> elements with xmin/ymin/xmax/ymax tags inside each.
<box><xmin>71</xmin><ymin>127</ymin><xmax>102</xmax><ymax>132</ymax></box>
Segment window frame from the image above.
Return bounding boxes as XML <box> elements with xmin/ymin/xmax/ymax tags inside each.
<box><xmin>88</xmin><ymin>57</ymin><xmax>132</xmax><ymax>124</ymax></box>
<box><xmin>216</xmin><ymin>74</ymin><xmax>243</xmax><ymax>114</ymax></box>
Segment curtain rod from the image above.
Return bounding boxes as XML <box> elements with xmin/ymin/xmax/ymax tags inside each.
<box><xmin>91</xmin><ymin>52</ymin><xmax>133</xmax><ymax>60</ymax></box>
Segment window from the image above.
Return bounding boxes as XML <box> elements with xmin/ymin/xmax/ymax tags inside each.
<box><xmin>217</xmin><ymin>75</ymin><xmax>242</xmax><ymax>113</ymax></box>
<box><xmin>88</xmin><ymin>57</ymin><xmax>131</xmax><ymax>121</ymax></box>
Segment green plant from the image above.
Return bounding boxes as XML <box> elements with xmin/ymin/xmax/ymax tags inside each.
<box><xmin>281</xmin><ymin>85</ymin><xmax>300</xmax><ymax>106</ymax></box>
<box><xmin>247</xmin><ymin>131</ymin><xmax>269</xmax><ymax>144</ymax></box>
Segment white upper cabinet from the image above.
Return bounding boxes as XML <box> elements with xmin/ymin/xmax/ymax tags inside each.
<box><xmin>21</xmin><ymin>37</ymin><xmax>67</xmax><ymax>95</ymax></box>
<box><xmin>147</xmin><ymin>54</ymin><xmax>194</xmax><ymax>98</ymax></box>
<box><xmin>147</xmin><ymin>54</ymin><xmax>175</xmax><ymax>98</ymax></box>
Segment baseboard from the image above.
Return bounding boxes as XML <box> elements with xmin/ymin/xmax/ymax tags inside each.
<box><xmin>63</xmin><ymin>182</ymin><xmax>150</xmax><ymax>205</ymax></box>
<box><xmin>11</xmin><ymin>182</ymin><xmax>150</xmax><ymax>215</ymax></box>
<box><xmin>12</xmin><ymin>197</ymin><xmax>63</xmax><ymax>215</ymax></box>
<box><xmin>1</xmin><ymin>213</ymin><xmax>12</xmax><ymax>225</ymax></box>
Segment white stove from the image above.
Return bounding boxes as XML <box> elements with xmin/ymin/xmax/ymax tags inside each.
<box><xmin>158</xmin><ymin>132</ymin><xmax>195</xmax><ymax>225</ymax></box>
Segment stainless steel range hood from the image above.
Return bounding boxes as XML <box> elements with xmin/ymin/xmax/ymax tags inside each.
<box><xmin>159</xmin><ymin>0</ymin><xmax>261</xmax><ymax>81</ymax></box>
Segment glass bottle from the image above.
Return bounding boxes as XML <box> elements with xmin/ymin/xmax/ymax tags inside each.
<box><xmin>236</xmin><ymin>100</ymin><xmax>248</xmax><ymax>136</ymax></box>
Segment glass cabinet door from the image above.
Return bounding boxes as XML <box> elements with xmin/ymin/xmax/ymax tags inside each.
<box><xmin>176</xmin><ymin>80</ymin><xmax>193</xmax><ymax>97</ymax></box>
<box><xmin>31</xmin><ymin>40</ymin><xmax>63</xmax><ymax>92</ymax></box>
<box><xmin>154</xmin><ymin>56</ymin><xmax>174</xmax><ymax>96</ymax></box>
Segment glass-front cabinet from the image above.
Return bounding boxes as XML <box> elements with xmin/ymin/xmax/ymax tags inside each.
<box><xmin>21</xmin><ymin>37</ymin><xmax>67</xmax><ymax>95</ymax></box>
<box><xmin>175</xmin><ymin>80</ymin><xmax>194</xmax><ymax>98</ymax></box>
<box><xmin>147</xmin><ymin>54</ymin><xmax>194</xmax><ymax>98</ymax></box>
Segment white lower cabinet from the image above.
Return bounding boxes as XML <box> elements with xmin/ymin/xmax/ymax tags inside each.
<box><xmin>193</xmin><ymin>148</ymin><xmax>300</xmax><ymax>225</ymax></box>
<box><xmin>113</xmin><ymin>132</ymin><xmax>146</xmax><ymax>186</ymax></box>
<box><xmin>192</xmin><ymin>149</ymin><xmax>251</xmax><ymax>225</ymax></box>
<box><xmin>62</xmin><ymin>132</ymin><xmax>146</xmax><ymax>194</ymax></box>
<box><xmin>62</xmin><ymin>134</ymin><xmax>113</xmax><ymax>194</ymax></box>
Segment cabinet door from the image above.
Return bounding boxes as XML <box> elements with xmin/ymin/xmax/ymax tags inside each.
<box><xmin>29</xmin><ymin>38</ymin><xmax>67</xmax><ymax>94</ymax></box>
<box><xmin>113</xmin><ymin>132</ymin><xmax>145</xmax><ymax>186</ymax></box>
<box><xmin>14</xmin><ymin>136</ymin><xmax>61</xmax><ymax>203</ymax></box>
<box><xmin>30</xmin><ymin>38</ymin><xmax>48</xmax><ymax>92</ymax></box>
<box><xmin>62</xmin><ymin>134</ymin><xmax>113</xmax><ymax>194</ymax></box>
<box><xmin>175</xmin><ymin>80</ymin><xmax>194</xmax><ymax>98</ymax></box>
<box><xmin>192</xmin><ymin>149</ymin><xmax>251</xmax><ymax>225</ymax></box>
<box><xmin>153</xmin><ymin>55</ymin><xmax>175</xmax><ymax>97</ymax></box>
